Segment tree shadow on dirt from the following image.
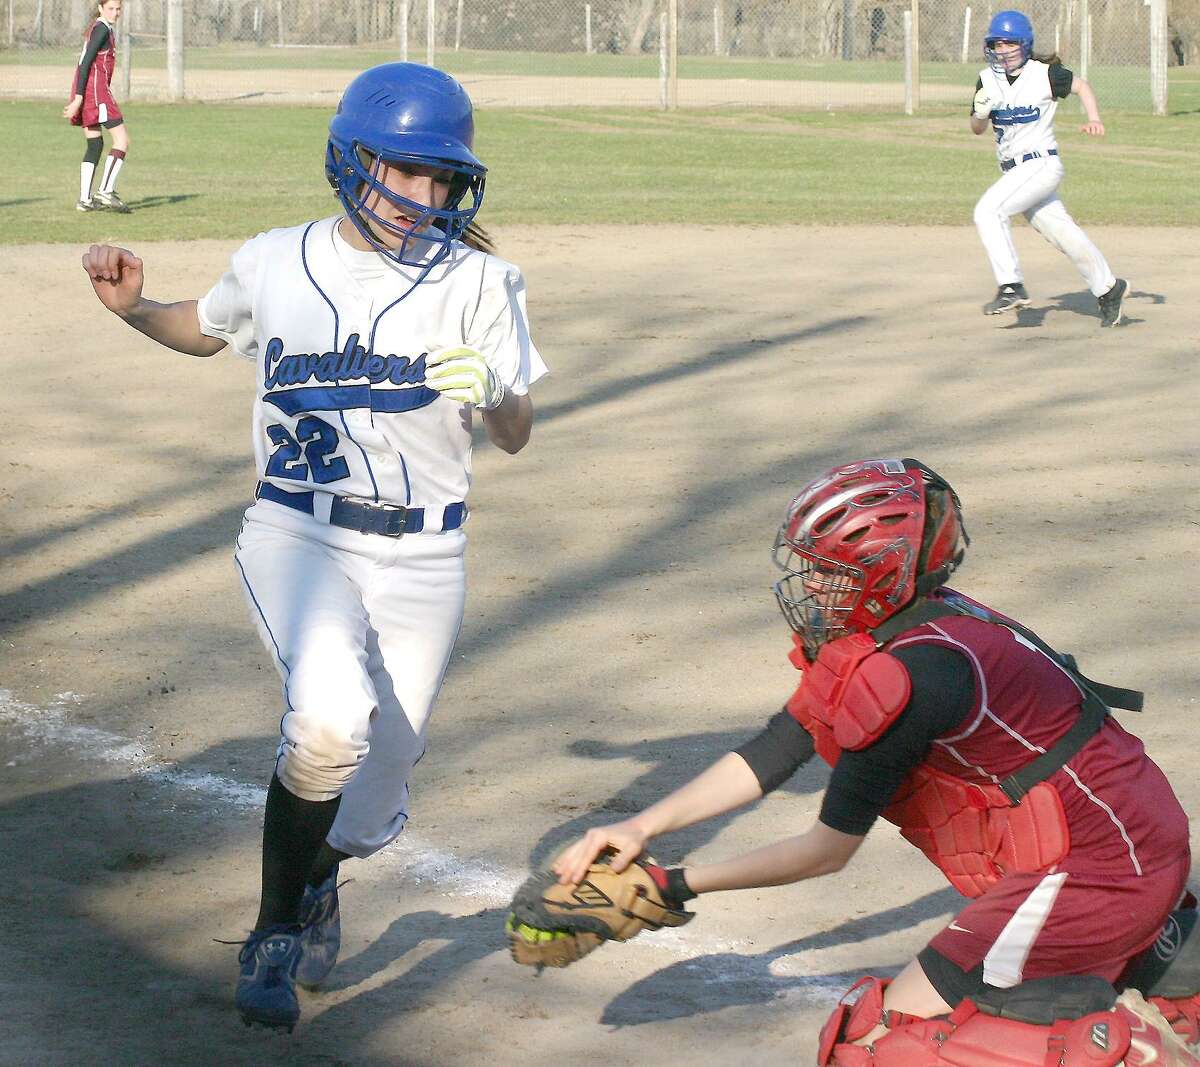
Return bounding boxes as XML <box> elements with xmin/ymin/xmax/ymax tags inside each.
<box><xmin>598</xmin><ymin>886</ymin><xmax>963</xmax><ymax>1027</ymax></box>
<box><xmin>522</xmin><ymin>730</ymin><xmax>829</xmax><ymax>871</ymax></box>
<box><xmin>319</xmin><ymin>904</ymin><xmax>508</xmax><ymax>994</ymax></box>
<box><xmin>308</xmin><ymin>881</ymin><xmax>962</xmax><ymax>1033</ymax></box>
<box><xmin>0</xmin><ymin>730</ymin><xmax>530</xmax><ymax>1064</ymax></box>
<box><xmin>531</xmin><ymin>314</ymin><xmax>873</xmax><ymax>424</ymax></box>
<box><xmin>0</xmin><ymin>498</ymin><xmax>249</xmax><ymax>629</ymax></box>
<box><xmin>0</xmin><ymin>735</ymin><xmax>278</xmax><ymax>1066</ymax></box>
<box><xmin>1002</xmin><ymin>285</ymin><xmax>1163</xmax><ymax>329</ymax></box>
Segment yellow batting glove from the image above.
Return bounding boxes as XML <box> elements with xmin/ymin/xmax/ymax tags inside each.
<box><xmin>973</xmin><ymin>87</ymin><xmax>996</xmax><ymax>119</ymax></box>
<box><xmin>423</xmin><ymin>346</ymin><xmax>506</xmax><ymax>410</ymax></box>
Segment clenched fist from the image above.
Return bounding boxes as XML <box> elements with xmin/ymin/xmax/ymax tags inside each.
<box><xmin>81</xmin><ymin>243</ymin><xmax>145</xmax><ymax>317</ymax></box>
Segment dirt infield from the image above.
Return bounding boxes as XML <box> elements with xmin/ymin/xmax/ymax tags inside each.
<box><xmin>2</xmin><ymin>64</ymin><xmax>964</xmax><ymax>108</ymax></box>
<box><xmin>2</xmin><ymin>225</ymin><xmax>1197</xmax><ymax>1066</ymax></box>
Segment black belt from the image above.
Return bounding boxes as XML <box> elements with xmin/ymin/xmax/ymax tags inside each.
<box><xmin>256</xmin><ymin>482</ymin><xmax>466</xmax><ymax>537</ymax></box>
<box><xmin>1000</xmin><ymin>148</ymin><xmax>1058</xmax><ymax>172</ymax></box>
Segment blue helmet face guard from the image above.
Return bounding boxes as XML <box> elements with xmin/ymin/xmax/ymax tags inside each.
<box><xmin>984</xmin><ymin>9</ymin><xmax>1034</xmax><ymax>74</ymax></box>
<box><xmin>326</xmin><ymin>139</ymin><xmax>485</xmax><ymax>268</ymax></box>
<box><xmin>324</xmin><ymin>63</ymin><xmax>487</xmax><ymax>269</ymax></box>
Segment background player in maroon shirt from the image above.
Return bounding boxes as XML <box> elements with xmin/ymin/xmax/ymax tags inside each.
<box><xmin>63</xmin><ymin>0</ymin><xmax>131</xmax><ymax>213</ymax></box>
<box><xmin>547</xmin><ymin>458</ymin><xmax>1198</xmax><ymax>1066</ymax></box>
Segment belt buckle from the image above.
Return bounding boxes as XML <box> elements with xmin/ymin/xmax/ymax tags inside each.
<box><xmin>374</xmin><ymin>503</ymin><xmax>408</xmax><ymax>537</ymax></box>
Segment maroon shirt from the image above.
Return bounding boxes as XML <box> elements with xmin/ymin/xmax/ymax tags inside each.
<box><xmin>884</xmin><ymin>593</ymin><xmax>1189</xmax><ymax>878</ymax></box>
<box><xmin>72</xmin><ymin>18</ymin><xmax>118</xmax><ymax>119</ymax></box>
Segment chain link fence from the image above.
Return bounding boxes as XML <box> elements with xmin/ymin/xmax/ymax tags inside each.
<box><xmin>1</xmin><ymin>0</ymin><xmax>1190</xmax><ymax>109</ymax></box>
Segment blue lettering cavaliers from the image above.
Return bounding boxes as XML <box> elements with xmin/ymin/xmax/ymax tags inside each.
<box><xmin>264</xmin><ymin>332</ymin><xmax>427</xmax><ymax>388</ymax></box>
<box><xmin>262</xmin><ymin>332</ymin><xmax>439</xmax><ymax>416</ymax></box>
<box><xmin>992</xmin><ymin>104</ymin><xmax>1041</xmax><ymax>126</ymax></box>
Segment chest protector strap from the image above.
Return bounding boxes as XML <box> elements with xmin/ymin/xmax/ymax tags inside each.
<box><xmin>786</xmin><ymin>633</ymin><xmax>913</xmax><ymax>766</ymax></box>
<box><xmin>871</xmin><ymin>595</ymin><xmax>1143</xmax><ymax>803</ymax></box>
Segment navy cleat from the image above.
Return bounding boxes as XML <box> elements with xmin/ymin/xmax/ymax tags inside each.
<box><xmin>983</xmin><ymin>282</ymin><xmax>1031</xmax><ymax>315</ymax></box>
<box><xmin>1098</xmin><ymin>278</ymin><xmax>1128</xmax><ymax>328</ymax></box>
<box><xmin>235</xmin><ymin>924</ymin><xmax>302</xmax><ymax>1031</ymax></box>
<box><xmin>296</xmin><ymin>867</ymin><xmax>343</xmax><ymax>989</ymax></box>
<box><xmin>93</xmin><ymin>189</ymin><xmax>132</xmax><ymax>213</ymax></box>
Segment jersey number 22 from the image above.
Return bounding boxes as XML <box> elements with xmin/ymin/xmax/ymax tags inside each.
<box><xmin>265</xmin><ymin>417</ymin><xmax>350</xmax><ymax>484</ymax></box>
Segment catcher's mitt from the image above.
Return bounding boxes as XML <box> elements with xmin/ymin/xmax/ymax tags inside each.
<box><xmin>506</xmin><ymin>854</ymin><xmax>694</xmax><ymax>969</ymax></box>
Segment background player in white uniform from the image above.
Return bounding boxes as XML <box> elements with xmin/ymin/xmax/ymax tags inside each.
<box><xmin>970</xmin><ymin>10</ymin><xmax>1128</xmax><ymax>326</ymax></box>
<box><xmin>80</xmin><ymin>63</ymin><xmax>547</xmax><ymax>1032</ymax></box>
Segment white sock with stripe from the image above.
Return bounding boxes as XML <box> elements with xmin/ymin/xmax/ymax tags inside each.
<box><xmin>100</xmin><ymin>151</ymin><xmax>125</xmax><ymax>194</ymax></box>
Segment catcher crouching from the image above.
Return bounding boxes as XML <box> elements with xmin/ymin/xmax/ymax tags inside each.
<box><xmin>507</xmin><ymin>457</ymin><xmax>1200</xmax><ymax>1067</ymax></box>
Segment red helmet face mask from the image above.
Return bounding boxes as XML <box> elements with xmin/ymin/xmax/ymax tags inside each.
<box><xmin>773</xmin><ymin>458</ymin><xmax>968</xmax><ymax>661</ymax></box>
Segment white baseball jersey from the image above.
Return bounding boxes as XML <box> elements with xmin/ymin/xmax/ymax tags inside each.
<box><xmin>198</xmin><ymin>216</ymin><xmax>547</xmax><ymax>518</ymax></box>
<box><xmin>972</xmin><ymin>60</ymin><xmax>1115</xmax><ymax>298</ymax></box>
<box><xmin>980</xmin><ymin>60</ymin><xmax>1060</xmax><ymax>164</ymax></box>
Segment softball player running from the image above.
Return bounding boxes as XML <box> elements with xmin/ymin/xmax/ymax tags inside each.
<box><xmin>80</xmin><ymin>62</ymin><xmax>546</xmax><ymax>1031</ymax></box>
<box><xmin>971</xmin><ymin>10</ymin><xmax>1127</xmax><ymax>326</ymax></box>
<box><xmin>64</xmin><ymin>0</ymin><xmax>132</xmax><ymax>213</ymax></box>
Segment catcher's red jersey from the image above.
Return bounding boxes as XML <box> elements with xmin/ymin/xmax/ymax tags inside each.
<box><xmin>70</xmin><ymin>18</ymin><xmax>122</xmax><ymax>127</ymax></box>
<box><xmin>889</xmin><ymin>599</ymin><xmax>1188</xmax><ymax>879</ymax></box>
<box><xmin>889</xmin><ymin>596</ymin><xmax>1190</xmax><ymax>984</ymax></box>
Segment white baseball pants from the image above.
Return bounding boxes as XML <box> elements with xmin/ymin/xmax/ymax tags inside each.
<box><xmin>234</xmin><ymin>498</ymin><xmax>466</xmax><ymax>857</ymax></box>
<box><xmin>973</xmin><ymin>157</ymin><xmax>1116</xmax><ymax>297</ymax></box>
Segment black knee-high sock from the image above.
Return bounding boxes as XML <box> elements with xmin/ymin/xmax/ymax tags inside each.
<box><xmin>254</xmin><ymin>773</ymin><xmax>342</xmax><ymax>930</ymax></box>
<box><xmin>307</xmin><ymin>842</ymin><xmax>351</xmax><ymax>889</ymax></box>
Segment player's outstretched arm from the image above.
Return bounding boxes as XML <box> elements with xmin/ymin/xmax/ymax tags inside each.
<box><xmin>684</xmin><ymin>820</ymin><xmax>866</xmax><ymax>893</ymax></box>
<box><xmin>81</xmin><ymin>244</ymin><xmax>226</xmax><ymax>357</ymax></box>
<box><xmin>552</xmin><ymin>751</ymin><xmax>766</xmax><ymax>885</ymax></box>
<box><xmin>1071</xmin><ymin>77</ymin><xmax>1106</xmax><ymax>135</ymax></box>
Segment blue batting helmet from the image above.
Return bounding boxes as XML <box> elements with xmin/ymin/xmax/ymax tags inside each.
<box><xmin>325</xmin><ymin>63</ymin><xmax>486</xmax><ymax>267</ymax></box>
<box><xmin>984</xmin><ymin>10</ymin><xmax>1034</xmax><ymax>74</ymax></box>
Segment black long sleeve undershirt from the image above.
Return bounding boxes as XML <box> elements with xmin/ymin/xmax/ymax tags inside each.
<box><xmin>735</xmin><ymin>643</ymin><xmax>975</xmax><ymax>835</ymax></box>
<box><xmin>75</xmin><ymin>22</ymin><xmax>111</xmax><ymax>96</ymax></box>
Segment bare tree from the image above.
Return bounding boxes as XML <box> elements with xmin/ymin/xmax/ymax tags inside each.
<box><xmin>621</xmin><ymin>0</ymin><xmax>657</xmax><ymax>53</ymax></box>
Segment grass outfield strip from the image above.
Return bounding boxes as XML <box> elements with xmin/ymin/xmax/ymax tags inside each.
<box><xmin>4</xmin><ymin>100</ymin><xmax>1196</xmax><ymax>243</ymax></box>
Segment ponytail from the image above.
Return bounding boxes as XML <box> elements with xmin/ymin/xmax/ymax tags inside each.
<box><xmin>461</xmin><ymin>221</ymin><xmax>495</xmax><ymax>255</ymax></box>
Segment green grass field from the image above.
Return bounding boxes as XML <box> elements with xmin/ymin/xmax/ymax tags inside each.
<box><xmin>4</xmin><ymin>98</ymin><xmax>1196</xmax><ymax>243</ymax></box>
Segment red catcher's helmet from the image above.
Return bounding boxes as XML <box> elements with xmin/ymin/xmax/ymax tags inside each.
<box><xmin>773</xmin><ymin>458</ymin><xmax>969</xmax><ymax>660</ymax></box>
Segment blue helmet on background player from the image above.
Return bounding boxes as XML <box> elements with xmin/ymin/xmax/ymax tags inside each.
<box><xmin>326</xmin><ymin>62</ymin><xmax>487</xmax><ymax>267</ymax></box>
<box><xmin>984</xmin><ymin>10</ymin><xmax>1034</xmax><ymax>75</ymax></box>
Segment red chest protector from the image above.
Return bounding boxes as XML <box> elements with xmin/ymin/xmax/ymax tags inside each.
<box><xmin>786</xmin><ymin>632</ymin><xmax>1070</xmax><ymax>899</ymax></box>
<box><xmin>785</xmin><ymin>632</ymin><xmax>911</xmax><ymax>765</ymax></box>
